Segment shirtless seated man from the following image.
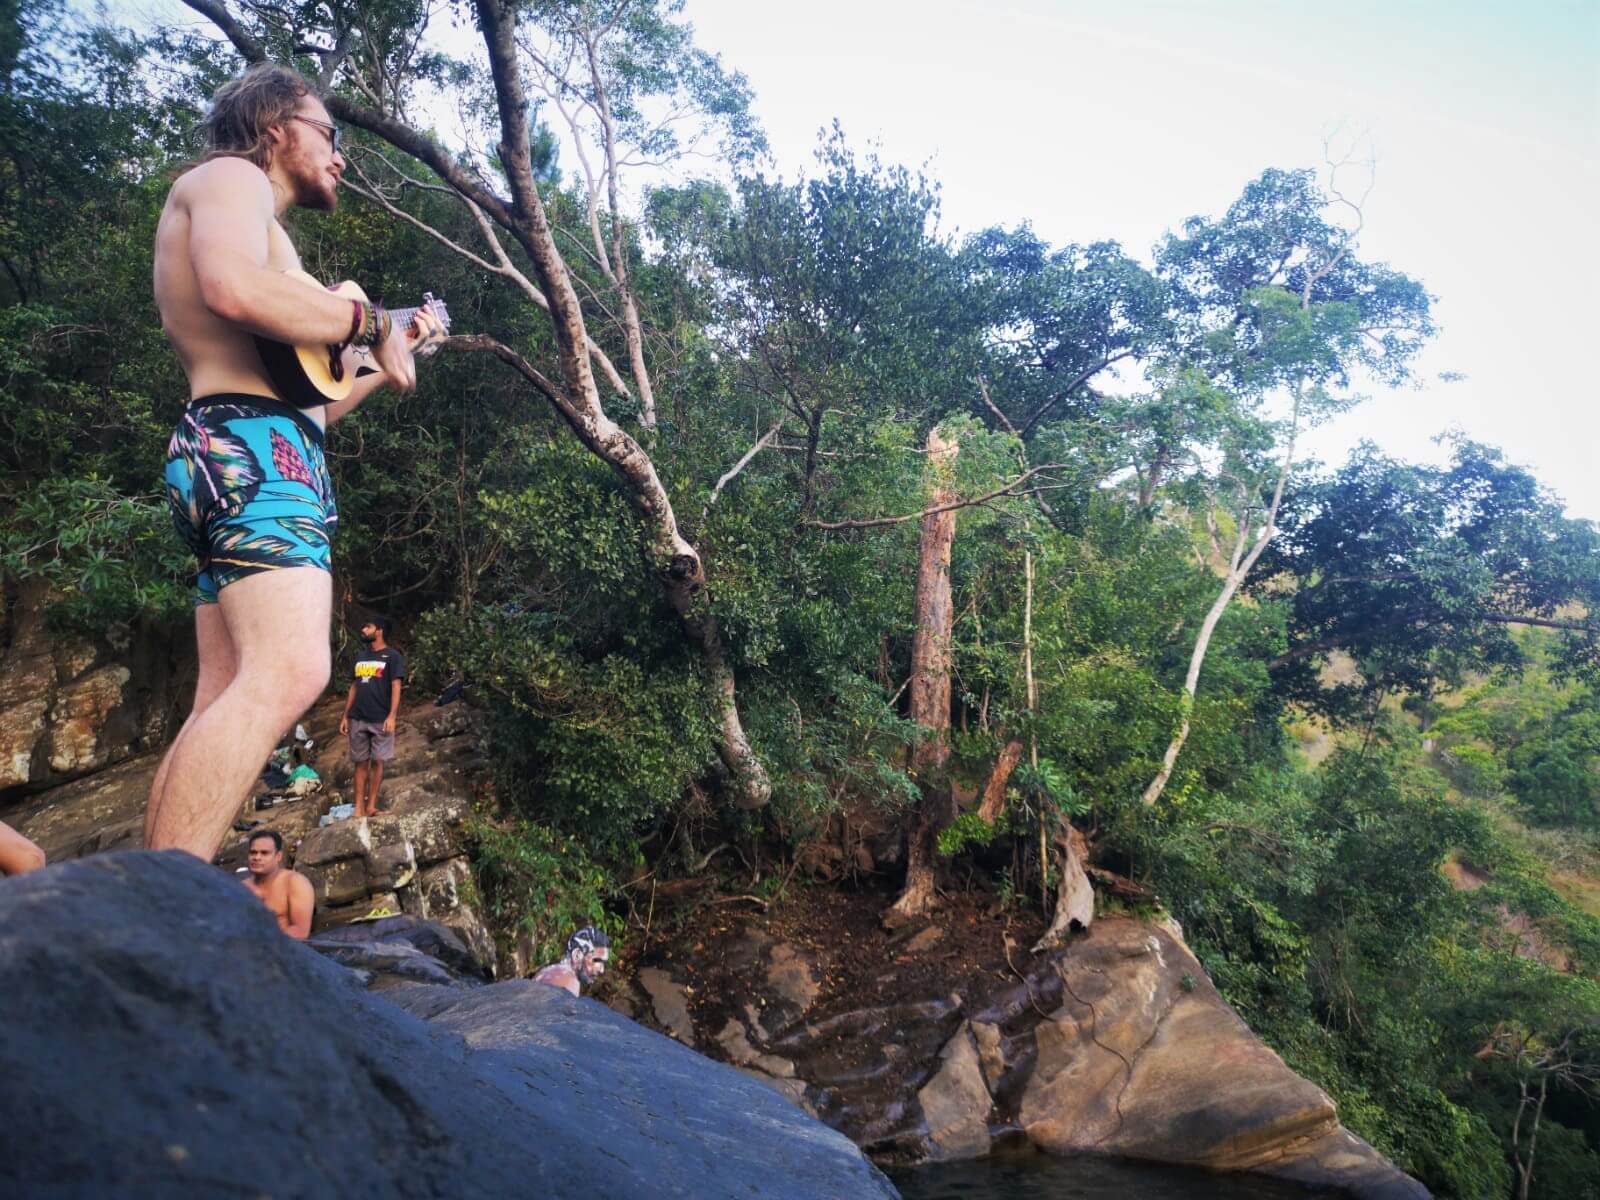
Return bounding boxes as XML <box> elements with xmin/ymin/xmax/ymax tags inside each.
<box><xmin>242</xmin><ymin>830</ymin><xmax>314</xmax><ymax>939</ymax></box>
<box><xmin>533</xmin><ymin>926</ymin><xmax>611</xmax><ymax>996</ymax></box>
<box><xmin>144</xmin><ymin>63</ymin><xmax>442</xmax><ymax>863</ymax></box>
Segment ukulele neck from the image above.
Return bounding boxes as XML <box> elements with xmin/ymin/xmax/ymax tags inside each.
<box><xmin>389</xmin><ymin>305</ymin><xmax>426</xmax><ymax>333</ymax></box>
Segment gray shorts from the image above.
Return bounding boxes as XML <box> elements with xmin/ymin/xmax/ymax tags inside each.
<box><xmin>348</xmin><ymin>719</ymin><xmax>395</xmax><ymax>763</ymax></box>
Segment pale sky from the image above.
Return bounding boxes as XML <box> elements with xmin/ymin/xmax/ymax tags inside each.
<box><xmin>679</xmin><ymin>0</ymin><xmax>1600</xmax><ymax>520</ymax></box>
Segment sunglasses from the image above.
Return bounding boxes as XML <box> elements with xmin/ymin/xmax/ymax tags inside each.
<box><xmin>292</xmin><ymin>114</ymin><xmax>342</xmax><ymax>154</ymax></box>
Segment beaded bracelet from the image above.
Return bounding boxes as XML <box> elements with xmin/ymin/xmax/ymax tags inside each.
<box><xmin>347</xmin><ymin>299</ymin><xmax>391</xmax><ymax>349</ymax></box>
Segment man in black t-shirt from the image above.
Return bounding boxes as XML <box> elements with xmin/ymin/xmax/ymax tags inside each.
<box><xmin>339</xmin><ymin>616</ymin><xmax>406</xmax><ymax>817</ymax></box>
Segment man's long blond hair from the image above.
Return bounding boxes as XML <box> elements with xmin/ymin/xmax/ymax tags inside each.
<box><xmin>199</xmin><ymin>63</ymin><xmax>316</xmax><ymax>171</ymax></box>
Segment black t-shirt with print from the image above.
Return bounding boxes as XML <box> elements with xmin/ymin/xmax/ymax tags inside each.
<box><xmin>350</xmin><ymin>645</ymin><xmax>407</xmax><ymax>723</ymax></box>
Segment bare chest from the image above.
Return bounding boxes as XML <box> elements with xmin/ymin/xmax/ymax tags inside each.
<box><xmin>266</xmin><ymin>219</ymin><xmax>302</xmax><ymax>273</ymax></box>
<box><xmin>245</xmin><ymin>876</ymin><xmax>292</xmax><ymax>917</ymax></box>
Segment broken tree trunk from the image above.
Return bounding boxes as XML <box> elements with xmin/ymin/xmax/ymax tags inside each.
<box><xmin>885</xmin><ymin>426</ymin><xmax>960</xmax><ymax>927</ymax></box>
<box><xmin>976</xmin><ymin>739</ymin><xmax>1024</xmax><ymax>825</ymax></box>
<box><xmin>1034</xmin><ymin>825</ymin><xmax>1095</xmax><ymax>951</ymax></box>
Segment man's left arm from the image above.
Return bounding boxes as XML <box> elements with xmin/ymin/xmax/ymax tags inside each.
<box><xmin>285</xmin><ymin>873</ymin><xmax>315</xmax><ymax>940</ymax></box>
<box><xmin>324</xmin><ymin>306</ymin><xmax>445</xmax><ymax>426</ymax></box>
<box><xmin>383</xmin><ymin>673</ymin><xmax>402</xmax><ymax>734</ymax></box>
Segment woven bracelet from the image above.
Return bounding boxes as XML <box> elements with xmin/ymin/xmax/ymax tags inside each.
<box><xmin>350</xmin><ymin>300</ymin><xmax>390</xmax><ymax>349</ymax></box>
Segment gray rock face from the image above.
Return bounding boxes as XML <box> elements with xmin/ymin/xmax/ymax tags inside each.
<box><xmin>308</xmin><ymin>914</ymin><xmax>491</xmax><ymax>988</ymax></box>
<box><xmin>0</xmin><ymin>852</ymin><xmax>898</xmax><ymax>1200</ymax></box>
<box><xmin>292</xmin><ymin>701</ymin><xmax>495</xmax><ymax>969</ymax></box>
<box><xmin>916</xmin><ymin>1025</ymin><xmax>992</xmax><ymax>1160</ymax></box>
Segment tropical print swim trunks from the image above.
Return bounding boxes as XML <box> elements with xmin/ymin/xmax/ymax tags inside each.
<box><xmin>164</xmin><ymin>395</ymin><xmax>337</xmax><ymax>605</ymax></box>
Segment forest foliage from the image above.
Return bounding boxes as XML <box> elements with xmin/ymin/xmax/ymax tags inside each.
<box><xmin>1</xmin><ymin>1</ymin><xmax>1596</xmax><ymax>1194</ymax></box>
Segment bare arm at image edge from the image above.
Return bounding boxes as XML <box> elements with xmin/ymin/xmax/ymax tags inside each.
<box><xmin>0</xmin><ymin>821</ymin><xmax>46</xmax><ymax>876</ymax></box>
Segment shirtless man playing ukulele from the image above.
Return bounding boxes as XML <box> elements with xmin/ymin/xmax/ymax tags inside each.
<box><xmin>145</xmin><ymin>63</ymin><xmax>441</xmax><ymax>862</ymax></box>
<box><xmin>242</xmin><ymin>830</ymin><xmax>314</xmax><ymax>939</ymax></box>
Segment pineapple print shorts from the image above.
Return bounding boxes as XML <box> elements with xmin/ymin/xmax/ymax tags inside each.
<box><xmin>164</xmin><ymin>395</ymin><xmax>338</xmax><ymax>606</ymax></box>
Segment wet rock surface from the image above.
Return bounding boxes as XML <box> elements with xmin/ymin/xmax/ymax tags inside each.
<box><xmin>624</xmin><ymin>891</ymin><xmax>1428</xmax><ymax>1199</ymax></box>
<box><xmin>0</xmin><ymin>852</ymin><xmax>899</xmax><ymax>1199</ymax></box>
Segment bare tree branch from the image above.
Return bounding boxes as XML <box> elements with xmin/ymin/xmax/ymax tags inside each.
<box><xmin>342</xmin><ymin>153</ymin><xmax>635</xmax><ymax>401</ymax></box>
<box><xmin>707</xmin><ymin>420</ymin><xmax>786</xmax><ymax>507</ymax></box>
<box><xmin>975</xmin><ymin>374</ymin><xmax>1018</xmax><ymax>437</ymax></box>
<box><xmin>181</xmin><ymin>0</ymin><xmax>266</xmax><ymax>61</ymax></box>
<box><xmin>805</xmin><ymin>465</ymin><xmax>1066</xmax><ymax>531</ymax></box>
<box><xmin>1018</xmin><ymin>350</ymin><xmax>1134</xmax><ymax>437</ymax></box>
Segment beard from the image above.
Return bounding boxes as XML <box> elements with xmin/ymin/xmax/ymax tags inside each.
<box><xmin>281</xmin><ymin>143</ymin><xmax>338</xmax><ymax>212</ymax></box>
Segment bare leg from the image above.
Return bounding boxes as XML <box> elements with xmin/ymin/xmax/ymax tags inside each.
<box><xmin>0</xmin><ymin>820</ymin><xmax>46</xmax><ymax>876</ymax></box>
<box><xmin>147</xmin><ymin>568</ymin><xmax>331</xmax><ymax>860</ymax></box>
<box><xmin>367</xmin><ymin>759</ymin><xmax>386</xmax><ymax>813</ymax></box>
<box><xmin>146</xmin><ymin>604</ymin><xmax>238</xmax><ymax>845</ymax></box>
<box><xmin>353</xmin><ymin>761</ymin><xmax>370</xmax><ymax>816</ymax></box>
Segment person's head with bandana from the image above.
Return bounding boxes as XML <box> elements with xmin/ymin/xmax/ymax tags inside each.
<box><xmin>567</xmin><ymin>926</ymin><xmax>611</xmax><ymax>985</ymax></box>
<box><xmin>532</xmin><ymin>925</ymin><xmax>611</xmax><ymax>996</ymax></box>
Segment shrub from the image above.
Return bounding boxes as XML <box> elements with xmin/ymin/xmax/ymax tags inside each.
<box><xmin>468</xmin><ymin>815</ymin><xmax>617</xmax><ymax>969</ymax></box>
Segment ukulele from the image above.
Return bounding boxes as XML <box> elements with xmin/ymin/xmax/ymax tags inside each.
<box><xmin>253</xmin><ymin>268</ymin><xmax>452</xmax><ymax>408</ymax></box>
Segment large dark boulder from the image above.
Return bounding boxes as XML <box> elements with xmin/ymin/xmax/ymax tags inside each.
<box><xmin>0</xmin><ymin>852</ymin><xmax>898</xmax><ymax>1199</ymax></box>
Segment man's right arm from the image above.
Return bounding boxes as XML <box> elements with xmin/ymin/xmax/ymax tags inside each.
<box><xmin>186</xmin><ymin>159</ymin><xmax>355</xmax><ymax>345</ymax></box>
<box><xmin>186</xmin><ymin>159</ymin><xmax>420</xmax><ymax>392</ymax></box>
<box><xmin>339</xmin><ymin>683</ymin><xmax>356</xmax><ymax>734</ymax></box>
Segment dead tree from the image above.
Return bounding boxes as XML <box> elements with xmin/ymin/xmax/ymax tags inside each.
<box><xmin>1481</xmin><ymin>1024</ymin><xmax>1600</xmax><ymax>1200</ymax></box>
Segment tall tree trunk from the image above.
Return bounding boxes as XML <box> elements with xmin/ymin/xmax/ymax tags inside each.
<box><xmin>1026</xmin><ymin>546</ymin><xmax>1094</xmax><ymax>949</ymax></box>
<box><xmin>476</xmin><ymin>0</ymin><xmax>768</xmax><ymax>806</ymax></box>
<box><xmin>885</xmin><ymin>426</ymin><xmax>960</xmax><ymax>926</ymax></box>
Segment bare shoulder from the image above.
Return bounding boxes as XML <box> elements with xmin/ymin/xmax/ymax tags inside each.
<box><xmin>534</xmin><ymin>962</ymin><xmax>578</xmax><ymax>992</ymax></box>
<box><xmin>288</xmin><ymin>869</ymin><xmax>315</xmax><ymax>897</ymax></box>
<box><xmin>174</xmin><ymin>156</ymin><xmax>273</xmax><ymax>212</ymax></box>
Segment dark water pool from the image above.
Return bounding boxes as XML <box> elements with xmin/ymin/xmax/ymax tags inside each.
<box><xmin>888</xmin><ymin>1147</ymin><xmax>1327</xmax><ymax>1200</ymax></box>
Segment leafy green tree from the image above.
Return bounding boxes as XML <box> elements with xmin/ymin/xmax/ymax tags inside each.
<box><xmin>1261</xmin><ymin>439</ymin><xmax>1600</xmax><ymax>718</ymax></box>
<box><xmin>0</xmin><ymin>0</ymin><xmax>199</xmax><ymax>627</ymax></box>
<box><xmin>1139</xmin><ymin>162</ymin><xmax>1435</xmax><ymax>804</ymax></box>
